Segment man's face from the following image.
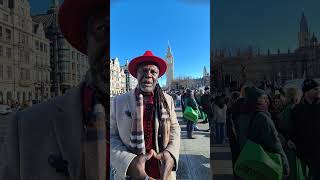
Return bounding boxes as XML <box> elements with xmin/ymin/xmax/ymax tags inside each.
<box><xmin>137</xmin><ymin>64</ymin><xmax>159</xmax><ymax>93</ymax></box>
<box><xmin>86</xmin><ymin>10</ymin><xmax>108</xmax><ymax>91</ymax></box>
<box><xmin>305</xmin><ymin>87</ymin><xmax>320</xmax><ymax>103</ymax></box>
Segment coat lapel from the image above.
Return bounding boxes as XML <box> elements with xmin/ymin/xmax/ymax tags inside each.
<box><xmin>51</xmin><ymin>86</ymin><xmax>84</xmax><ymax>180</ymax></box>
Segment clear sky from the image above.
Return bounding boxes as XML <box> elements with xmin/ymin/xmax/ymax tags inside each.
<box><xmin>111</xmin><ymin>0</ymin><xmax>210</xmax><ymax>85</ymax></box>
<box><xmin>29</xmin><ymin>0</ymin><xmax>63</xmax><ymax>15</ymax></box>
<box><xmin>213</xmin><ymin>0</ymin><xmax>320</xmax><ymax>54</ymax></box>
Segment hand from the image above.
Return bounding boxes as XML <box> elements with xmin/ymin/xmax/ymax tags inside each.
<box><xmin>153</xmin><ymin>150</ymin><xmax>175</xmax><ymax>180</ymax></box>
<box><xmin>127</xmin><ymin>150</ymin><xmax>155</xmax><ymax>180</ymax></box>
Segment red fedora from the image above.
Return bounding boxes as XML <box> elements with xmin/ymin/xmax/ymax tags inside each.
<box><xmin>58</xmin><ymin>0</ymin><xmax>107</xmax><ymax>55</ymax></box>
<box><xmin>129</xmin><ymin>50</ymin><xmax>167</xmax><ymax>78</ymax></box>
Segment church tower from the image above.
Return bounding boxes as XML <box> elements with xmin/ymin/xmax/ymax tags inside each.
<box><xmin>165</xmin><ymin>41</ymin><xmax>174</xmax><ymax>88</ymax></box>
<box><xmin>299</xmin><ymin>12</ymin><xmax>310</xmax><ymax>48</ymax></box>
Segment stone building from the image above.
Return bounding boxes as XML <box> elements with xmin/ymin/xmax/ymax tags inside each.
<box><xmin>110</xmin><ymin>57</ymin><xmax>125</xmax><ymax>96</ymax></box>
<box><xmin>122</xmin><ymin>59</ymin><xmax>137</xmax><ymax>92</ymax></box>
<box><xmin>32</xmin><ymin>0</ymin><xmax>89</xmax><ymax>97</ymax></box>
<box><xmin>212</xmin><ymin>12</ymin><xmax>320</xmax><ymax>91</ymax></box>
<box><xmin>0</xmin><ymin>0</ymin><xmax>50</xmax><ymax>105</ymax></box>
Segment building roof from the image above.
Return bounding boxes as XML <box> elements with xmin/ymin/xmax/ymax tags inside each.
<box><xmin>32</xmin><ymin>13</ymin><xmax>56</xmax><ymax>31</ymax></box>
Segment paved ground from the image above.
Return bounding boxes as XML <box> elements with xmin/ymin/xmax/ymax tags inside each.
<box><xmin>175</xmin><ymin>107</ymin><xmax>234</xmax><ymax>180</ymax></box>
<box><xmin>175</xmin><ymin>107</ymin><xmax>212</xmax><ymax>180</ymax></box>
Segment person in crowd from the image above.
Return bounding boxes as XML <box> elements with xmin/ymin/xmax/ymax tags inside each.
<box><xmin>213</xmin><ymin>95</ymin><xmax>227</xmax><ymax>144</ymax></box>
<box><xmin>236</xmin><ymin>86</ymin><xmax>290</xmax><ymax>178</ymax></box>
<box><xmin>111</xmin><ymin>50</ymin><xmax>181</xmax><ymax>180</ymax></box>
<box><xmin>181</xmin><ymin>89</ymin><xmax>187</xmax><ymax>113</ymax></box>
<box><xmin>0</xmin><ymin>0</ymin><xmax>109</xmax><ymax>179</ymax></box>
<box><xmin>292</xmin><ymin>79</ymin><xmax>320</xmax><ymax>180</ymax></box>
<box><xmin>184</xmin><ymin>89</ymin><xmax>199</xmax><ymax>139</ymax></box>
<box><xmin>276</xmin><ymin>87</ymin><xmax>308</xmax><ymax>180</ymax></box>
<box><xmin>200</xmin><ymin>86</ymin><xmax>214</xmax><ymax>128</ymax></box>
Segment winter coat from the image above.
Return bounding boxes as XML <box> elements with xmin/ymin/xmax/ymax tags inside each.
<box><xmin>291</xmin><ymin>102</ymin><xmax>320</xmax><ymax>169</ymax></box>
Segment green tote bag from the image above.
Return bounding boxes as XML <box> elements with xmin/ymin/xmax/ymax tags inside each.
<box><xmin>234</xmin><ymin>139</ymin><xmax>283</xmax><ymax>180</ymax></box>
<box><xmin>183</xmin><ymin>106</ymin><xmax>199</xmax><ymax>123</ymax></box>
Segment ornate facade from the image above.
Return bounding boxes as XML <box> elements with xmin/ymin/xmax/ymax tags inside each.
<box><xmin>0</xmin><ymin>0</ymin><xmax>50</xmax><ymax>105</ymax></box>
<box><xmin>32</xmin><ymin>0</ymin><xmax>89</xmax><ymax>97</ymax></box>
<box><xmin>212</xmin><ymin>12</ymin><xmax>320</xmax><ymax>91</ymax></box>
<box><xmin>110</xmin><ymin>57</ymin><xmax>125</xmax><ymax>96</ymax></box>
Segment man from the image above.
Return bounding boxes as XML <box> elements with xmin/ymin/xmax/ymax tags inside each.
<box><xmin>0</xmin><ymin>0</ymin><xmax>108</xmax><ymax>179</ymax></box>
<box><xmin>111</xmin><ymin>50</ymin><xmax>181</xmax><ymax>180</ymax></box>
<box><xmin>200</xmin><ymin>87</ymin><xmax>213</xmax><ymax>126</ymax></box>
<box><xmin>292</xmin><ymin>79</ymin><xmax>320</xmax><ymax>179</ymax></box>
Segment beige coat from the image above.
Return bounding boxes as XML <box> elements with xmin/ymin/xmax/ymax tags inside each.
<box><xmin>0</xmin><ymin>86</ymin><xmax>87</xmax><ymax>180</ymax></box>
<box><xmin>110</xmin><ymin>90</ymin><xmax>181</xmax><ymax>180</ymax></box>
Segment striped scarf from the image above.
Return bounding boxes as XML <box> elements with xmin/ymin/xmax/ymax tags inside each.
<box><xmin>129</xmin><ymin>87</ymin><xmax>170</xmax><ymax>155</ymax></box>
<box><xmin>82</xmin><ymin>85</ymin><xmax>108</xmax><ymax>180</ymax></box>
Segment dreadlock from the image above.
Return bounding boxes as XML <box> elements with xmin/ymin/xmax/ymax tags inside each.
<box><xmin>154</xmin><ymin>83</ymin><xmax>171</xmax><ymax>119</ymax></box>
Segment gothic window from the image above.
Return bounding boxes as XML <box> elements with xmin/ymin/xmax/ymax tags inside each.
<box><xmin>6</xmin><ymin>47</ymin><xmax>11</xmax><ymax>58</ymax></box>
<box><xmin>0</xmin><ymin>46</ymin><xmax>3</xmax><ymax>56</ymax></box>
<box><xmin>20</xmin><ymin>68</ymin><xmax>23</xmax><ymax>80</ymax></box>
<box><xmin>0</xmin><ymin>26</ymin><xmax>2</xmax><ymax>38</ymax></box>
<box><xmin>3</xmin><ymin>13</ymin><xmax>8</xmax><ymax>22</ymax></box>
<box><xmin>35</xmin><ymin>40</ymin><xmax>39</xmax><ymax>50</ymax></box>
<box><xmin>40</xmin><ymin>42</ymin><xmax>43</xmax><ymax>52</ymax></box>
<box><xmin>5</xmin><ymin>29</ymin><xmax>11</xmax><ymax>40</ymax></box>
<box><xmin>7</xmin><ymin>66</ymin><xmax>12</xmax><ymax>80</ymax></box>
<box><xmin>0</xmin><ymin>65</ymin><xmax>2</xmax><ymax>79</ymax></box>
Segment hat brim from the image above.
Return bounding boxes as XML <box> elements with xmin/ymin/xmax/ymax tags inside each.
<box><xmin>58</xmin><ymin>0</ymin><xmax>107</xmax><ymax>55</ymax></box>
<box><xmin>128</xmin><ymin>55</ymin><xmax>167</xmax><ymax>78</ymax></box>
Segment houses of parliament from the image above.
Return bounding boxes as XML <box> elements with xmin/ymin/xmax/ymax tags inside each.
<box><xmin>213</xmin><ymin>12</ymin><xmax>320</xmax><ymax>90</ymax></box>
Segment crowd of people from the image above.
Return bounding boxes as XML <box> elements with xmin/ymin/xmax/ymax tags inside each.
<box><xmin>171</xmin><ymin>78</ymin><xmax>320</xmax><ymax>180</ymax></box>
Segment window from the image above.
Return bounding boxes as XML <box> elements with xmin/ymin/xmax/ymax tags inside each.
<box><xmin>44</xmin><ymin>44</ymin><xmax>47</xmax><ymax>53</ymax></box>
<box><xmin>5</xmin><ymin>29</ymin><xmax>11</xmax><ymax>40</ymax></box>
<box><xmin>35</xmin><ymin>40</ymin><xmax>39</xmax><ymax>50</ymax></box>
<box><xmin>72</xmin><ymin>62</ymin><xmax>75</xmax><ymax>70</ymax></box>
<box><xmin>3</xmin><ymin>13</ymin><xmax>8</xmax><ymax>22</ymax></box>
<box><xmin>72</xmin><ymin>51</ymin><xmax>75</xmax><ymax>59</ymax></box>
<box><xmin>0</xmin><ymin>65</ymin><xmax>3</xmax><ymax>79</ymax></box>
<box><xmin>20</xmin><ymin>68</ymin><xmax>23</xmax><ymax>79</ymax></box>
<box><xmin>0</xmin><ymin>0</ymin><xmax>3</xmax><ymax>5</ymax></box>
<box><xmin>6</xmin><ymin>47</ymin><xmax>11</xmax><ymax>58</ymax></box>
<box><xmin>77</xmin><ymin>64</ymin><xmax>80</xmax><ymax>71</ymax></box>
<box><xmin>0</xmin><ymin>26</ymin><xmax>2</xmax><ymax>38</ymax></box>
<box><xmin>36</xmin><ymin>70</ymin><xmax>39</xmax><ymax>81</ymax></box>
<box><xmin>7</xmin><ymin>66</ymin><xmax>12</xmax><ymax>80</ymax></box>
<box><xmin>77</xmin><ymin>53</ymin><xmax>80</xmax><ymax>60</ymax></box>
<box><xmin>72</xmin><ymin>74</ymin><xmax>75</xmax><ymax>80</ymax></box>
<box><xmin>26</xmin><ymin>69</ymin><xmax>30</xmax><ymax>80</ymax></box>
<box><xmin>0</xmin><ymin>46</ymin><xmax>2</xmax><ymax>56</ymax></box>
<box><xmin>25</xmin><ymin>52</ymin><xmax>29</xmax><ymax>64</ymax></box>
<box><xmin>40</xmin><ymin>42</ymin><xmax>43</xmax><ymax>52</ymax></box>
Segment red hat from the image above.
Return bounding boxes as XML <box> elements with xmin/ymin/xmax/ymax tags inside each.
<box><xmin>129</xmin><ymin>50</ymin><xmax>167</xmax><ymax>78</ymax></box>
<box><xmin>58</xmin><ymin>0</ymin><xmax>107</xmax><ymax>55</ymax></box>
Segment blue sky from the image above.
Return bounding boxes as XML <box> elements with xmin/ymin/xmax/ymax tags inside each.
<box><xmin>213</xmin><ymin>0</ymin><xmax>320</xmax><ymax>54</ymax></box>
<box><xmin>111</xmin><ymin>0</ymin><xmax>210</xmax><ymax>85</ymax></box>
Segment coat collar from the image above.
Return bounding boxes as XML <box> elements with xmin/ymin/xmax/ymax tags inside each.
<box><xmin>51</xmin><ymin>84</ymin><xmax>84</xmax><ymax>180</ymax></box>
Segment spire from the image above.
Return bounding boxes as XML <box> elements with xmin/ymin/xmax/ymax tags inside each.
<box><xmin>300</xmin><ymin>12</ymin><xmax>309</xmax><ymax>33</ymax></box>
<box><xmin>53</xmin><ymin>0</ymin><xmax>59</xmax><ymax>7</ymax></box>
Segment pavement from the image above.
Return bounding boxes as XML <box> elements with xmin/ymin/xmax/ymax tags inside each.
<box><xmin>175</xmin><ymin>107</ymin><xmax>234</xmax><ymax>180</ymax></box>
<box><xmin>175</xmin><ymin>107</ymin><xmax>212</xmax><ymax>180</ymax></box>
